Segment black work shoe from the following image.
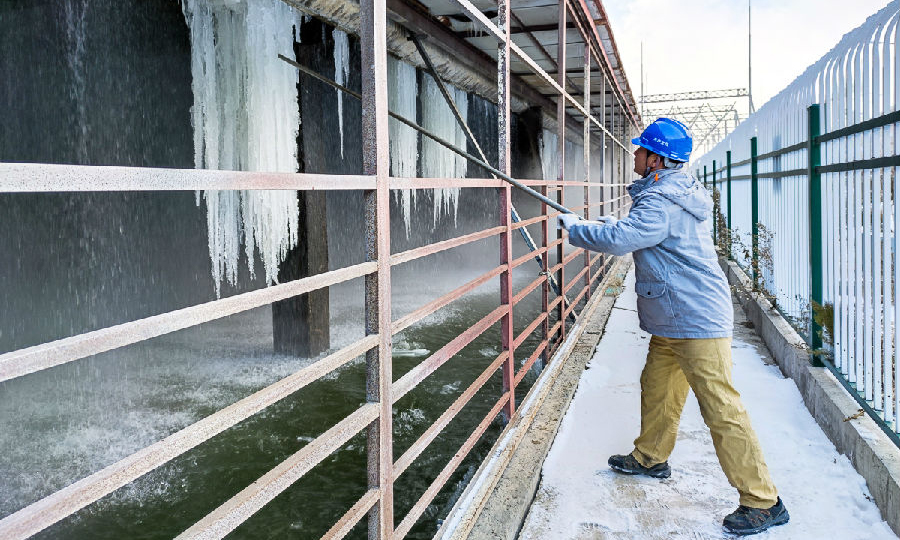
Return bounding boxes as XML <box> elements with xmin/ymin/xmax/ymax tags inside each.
<box><xmin>607</xmin><ymin>453</ymin><xmax>671</xmax><ymax>479</ymax></box>
<box><xmin>723</xmin><ymin>497</ymin><xmax>789</xmax><ymax>536</ymax></box>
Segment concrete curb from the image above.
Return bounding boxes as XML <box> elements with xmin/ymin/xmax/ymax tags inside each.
<box><xmin>723</xmin><ymin>258</ymin><xmax>900</xmax><ymax>536</ymax></box>
<box><xmin>434</xmin><ymin>256</ymin><xmax>631</xmax><ymax>540</ymax></box>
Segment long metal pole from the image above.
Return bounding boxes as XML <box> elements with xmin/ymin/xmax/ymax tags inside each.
<box><xmin>278</xmin><ymin>54</ymin><xmax>574</xmax><ymax>215</ymax></box>
<box><xmin>359</xmin><ymin>0</ymin><xmax>393</xmax><ymax>536</ymax></box>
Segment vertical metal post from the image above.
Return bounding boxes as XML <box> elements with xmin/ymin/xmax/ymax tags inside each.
<box><xmin>600</xmin><ymin>76</ymin><xmax>607</xmax><ymax>219</ymax></box>
<box><xmin>808</xmin><ymin>104</ymin><xmax>824</xmax><ymax>366</ymax></box>
<box><xmin>751</xmin><ymin>136</ymin><xmax>760</xmax><ymax>286</ymax></box>
<box><xmin>726</xmin><ymin>150</ymin><xmax>733</xmax><ymax>260</ymax></box>
<box><xmin>583</xmin><ymin>45</ymin><xmax>591</xmax><ymax>298</ymax></box>
<box><xmin>556</xmin><ymin>1</ymin><xmax>567</xmax><ymax>339</ymax></box>
<box><xmin>712</xmin><ymin>159</ymin><xmax>718</xmax><ymax>245</ymax></box>
<box><xmin>498</xmin><ymin>0</ymin><xmax>515</xmax><ymax>419</ymax></box>
<box><xmin>703</xmin><ymin>165</ymin><xmax>708</xmax><ymax>188</ymax></box>
<box><xmin>360</xmin><ymin>0</ymin><xmax>393</xmax><ymax>536</ymax></box>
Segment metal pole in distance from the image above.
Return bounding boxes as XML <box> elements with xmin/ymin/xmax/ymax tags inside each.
<box><xmin>704</xmin><ymin>165</ymin><xmax>708</xmax><ymax>188</ymax></box>
<box><xmin>360</xmin><ymin>0</ymin><xmax>393</xmax><ymax>536</ymax></box>
<box><xmin>583</xmin><ymin>44</ymin><xmax>592</xmax><ymax>300</ymax></box>
<box><xmin>712</xmin><ymin>159</ymin><xmax>718</xmax><ymax>245</ymax></box>
<box><xmin>808</xmin><ymin>104</ymin><xmax>824</xmax><ymax>366</ymax></box>
<box><xmin>751</xmin><ymin>136</ymin><xmax>759</xmax><ymax>286</ymax></box>
<box><xmin>556</xmin><ymin>1</ymin><xmax>567</xmax><ymax>342</ymax></box>
<box><xmin>727</xmin><ymin>150</ymin><xmax>733</xmax><ymax>259</ymax></box>
<box><xmin>498</xmin><ymin>0</ymin><xmax>515</xmax><ymax>420</ymax></box>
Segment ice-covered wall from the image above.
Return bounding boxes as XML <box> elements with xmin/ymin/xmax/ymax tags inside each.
<box><xmin>388</xmin><ymin>56</ymin><xmax>418</xmax><ymax>235</ymax></box>
<box><xmin>421</xmin><ymin>73</ymin><xmax>467</xmax><ymax>226</ymax></box>
<box><xmin>181</xmin><ymin>0</ymin><xmax>302</xmax><ymax>296</ymax></box>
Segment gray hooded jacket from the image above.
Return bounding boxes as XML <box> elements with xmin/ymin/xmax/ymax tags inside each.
<box><xmin>567</xmin><ymin>168</ymin><xmax>733</xmax><ymax>338</ymax></box>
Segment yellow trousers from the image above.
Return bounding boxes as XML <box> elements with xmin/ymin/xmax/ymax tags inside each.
<box><xmin>631</xmin><ymin>335</ymin><xmax>779</xmax><ymax>508</ymax></box>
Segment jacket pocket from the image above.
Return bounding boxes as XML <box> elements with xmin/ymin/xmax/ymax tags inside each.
<box><xmin>634</xmin><ymin>281</ymin><xmax>675</xmax><ymax>328</ymax></box>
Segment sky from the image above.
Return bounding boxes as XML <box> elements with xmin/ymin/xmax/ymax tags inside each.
<box><xmin>604</xmin><ymin>0</ymin><xmax>894</xmax><ymax>116</ymax></box>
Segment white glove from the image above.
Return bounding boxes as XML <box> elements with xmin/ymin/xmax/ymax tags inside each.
<box><xmin>556</xmin><ymin>213</ymin><xmax>581</xmax><ymax>231</ymax></box>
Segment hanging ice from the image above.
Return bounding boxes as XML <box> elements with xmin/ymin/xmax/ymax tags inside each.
<box><xmin>333</xmin><ymin>28</ymin><xmax>349</xmax><ymax>159</ymax></box>
<box><xmin>388</xmin><ymin>57</ymin><xmax>418</xmax><ymax>235</ymax></box>
<box><xmin>540</xmin><ymin>129</ymin><xmax>559</xmax><ymax>181</ymax></box>
<box><xmin>182</xmin><ymin>0</ymin><xmax>302</xmax><ymax>296</ymax></box>
<box><xmin>420</xmin><ymin>73</ymin><xmax>467</xmax><ymax>227</ymax></box>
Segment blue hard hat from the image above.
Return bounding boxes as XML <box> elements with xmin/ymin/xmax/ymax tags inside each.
<box><xmin>631</xmin><ymin>117</ymin><xmax>693</xmax><ymax>162</ymax></box>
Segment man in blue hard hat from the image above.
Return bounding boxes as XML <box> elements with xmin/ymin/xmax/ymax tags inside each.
<box><xmin>558</xmin><ymin>118</ymin><xmax>789</xmax><ymax>536</ymax></box>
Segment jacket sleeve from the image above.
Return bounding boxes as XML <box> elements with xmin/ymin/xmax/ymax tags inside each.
<box><xmin>566</xmin><ymin>194</ymin><xmax>669</xmax><ymax>256</ymax></box>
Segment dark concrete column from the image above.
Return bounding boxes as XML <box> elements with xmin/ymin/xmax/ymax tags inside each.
<box><xmin>272</xmin><ymin>29</ymin><xmax>330</xmax><ymax>357</ymax></box>
<box><xmin>272</xmin><ymin>191</ymin><xmax>330</xmax><ymax>357</ymax></box>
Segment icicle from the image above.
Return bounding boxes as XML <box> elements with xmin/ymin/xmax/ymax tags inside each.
<box><xmin>182</xmin><ymin>0</ymin><xmax>302</xmax><ymax>296</ymax></box>
<box><xmin>388</xmin><ymin>57</ymin><xmax>418</xmax><ymax>235</ymax></box>
<box><xmin>421</xmin><ymin>74</ymin><xmax>466</xmax><ymax>227</ymax></box>
<box><xmin>333</xmin><ymin>28</ymin><xmax>349</xmax><ymax>159</ymax></box>
<box><xmin>540</xmin><ymin>129</ymin><xmax>559</xmax><ymax>181</ymax></box>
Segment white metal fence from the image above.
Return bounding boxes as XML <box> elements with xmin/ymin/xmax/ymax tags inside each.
<box><xmin>694</xmin><ymin>1</ymin><xmax>900</xmax><ymax>444</ymax></box>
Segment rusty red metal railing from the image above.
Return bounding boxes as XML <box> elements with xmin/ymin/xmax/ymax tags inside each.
<box><xmin>0</xmin><ymin>0</ymin><xmax>640</xmax><ymax>537</ymax></box>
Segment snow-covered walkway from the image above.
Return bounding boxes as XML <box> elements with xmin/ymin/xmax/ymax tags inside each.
<box><xmin>519</xmin><ymin>270</ymin><xmax>897</xmax><ymax>539</ymax></box>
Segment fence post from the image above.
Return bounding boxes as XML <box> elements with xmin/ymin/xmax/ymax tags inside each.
<box><xmin>712</xmin><ymin>160</ymin><xmax>717</xmax><ymax>245</ymax></box>
<box><xmin>360</xmin><ymin>0</ymin><xmax>394</xmax><ymax>533</ymax></box>
<box><xmin>726</xmin><ymin>150</ymin><xmax>733</xmax><ymax>259</ymax></box>
<box><xmin>808</xmin><ymin>104</ymin><xmax>824</xmax><ymax>367</ymax></box>
<box><xmin>751</xmin><ymin>137</ymin><xmax>759</xmax><ymax>287</ymax></box>
<box><xmin>704</xmin><ymin>165</ymin><xmax>708</xmax><ymax>188</ymax></box>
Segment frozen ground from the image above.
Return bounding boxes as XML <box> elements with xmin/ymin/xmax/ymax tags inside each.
<box><xmin>519</xmin><ymin>270</ymin><xmax>897</xmax><ymax>540</ymax></box>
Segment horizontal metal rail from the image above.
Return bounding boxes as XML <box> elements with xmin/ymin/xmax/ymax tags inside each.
<box><xmin>515</xmin><ymin>339</ymin><xmax>549</xmax><ymax>386</ymax></box>
<box><xmin>321</xmin><ymin>489</ymin><xmax>380</xmax><ymax>540</ymax></box>
<box><xmin>175</xmin><ymin>403</ymin><xmax>380</xmax><ymax>540</ymax></box>
<box><xmin>393</xmin><ymin>392</ymin><xmax>509</xmax><ymax>539</ymax></box>
<box><xmin>392</xmin><ymin>305</ymin><xmax>507</xmax><ymax>402</ymax></box>
<box><xmin>0</xmin><ymin>261</ymin><xmax>377</xmax><ymax>383</ymax></box>
<box><xmin>0</xmin><ymin>163</ymin><xmax>375</xmax><ymax>192</ymax></box>
<box><xmin>391</xmin><ymin>266</ymin><xmax>506</xmax><ymax>336</ymax></box>
<box><xmin>393</xmin><ymin>352</ymin><xmax>508</xmax><ymax>478</ymax></box>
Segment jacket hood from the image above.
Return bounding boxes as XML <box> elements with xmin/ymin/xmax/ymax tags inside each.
<box><xmin>628</xmin><ymin>168</ymin><xmax>711</xmax><ymax>222</ymax></box>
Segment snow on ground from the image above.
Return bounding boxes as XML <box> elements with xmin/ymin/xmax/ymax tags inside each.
<box><xmin>519</xmin><ymin>269</ymin><xmax>897</xmax><ymax>540</ymax></box>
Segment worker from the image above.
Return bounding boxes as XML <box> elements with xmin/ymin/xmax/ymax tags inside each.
<box><xmin>557</xmin><ymin>118</ymin><xmax>789</xmax><ymax>536</ymax></box>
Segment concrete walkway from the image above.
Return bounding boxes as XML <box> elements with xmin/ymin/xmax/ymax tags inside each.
<box><xmin>518</xmin><ymin>270</ymin><xmax>897</xmax><ymax>540</ymax></box>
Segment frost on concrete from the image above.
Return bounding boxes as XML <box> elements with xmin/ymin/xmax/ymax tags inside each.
<box><xmin>181</xmin><ymin>0</ymin><xmax>302</xmax><ymax>296</ymax></box>
<box><xmin>520</xmin><ymin>270</ymin><xmax>898</xmax><ymax>540</ymax></box>
<box><xmin>388</xmin><ymin>56</ymin><xmax>418</xmax><ymax>235</ymax></box>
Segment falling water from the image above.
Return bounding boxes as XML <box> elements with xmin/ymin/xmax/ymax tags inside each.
<box><xmin>333</xmin><ymin>28</ymin><xmax>349</xmax><ymax>159</ymax></box>
<box><xmin>181</xmin><ymin>0</ymin><xmax>302</xmax><ymax>296</ymax></box>
<box><xmin>421</xmin><ymin>74</ymin><xmax>467</xmax><ymax>226</ymax></box>
<box><xmin>388</xmin><ymin>56</ymin><xmax>418</xmax><ymax>235</ymax></box>
<box><xmin>63</xmin><ymin>0</ymin><xmax>90</xmax><ymax>164</ymax></box>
